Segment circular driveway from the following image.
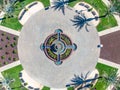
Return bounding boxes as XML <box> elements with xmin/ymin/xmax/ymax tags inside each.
<box><xmin>18</xmin><ymin>7</ymin><xmax>100</xmax><ymax>88</ymax></box>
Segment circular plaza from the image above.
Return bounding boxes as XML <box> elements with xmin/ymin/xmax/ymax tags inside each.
<box><xmin>18</xmin><ymin>6</ymin><xmax>100</xmax><ymax>88</ymax></box>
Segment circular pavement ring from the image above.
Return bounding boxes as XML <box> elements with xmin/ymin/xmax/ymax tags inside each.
<box><xmin>18</xmin><ymin>7</ymin><xmax>100</xmax><ymax>88</ymax></box>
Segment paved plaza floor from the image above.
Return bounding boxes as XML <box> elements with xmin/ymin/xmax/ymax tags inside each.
<box><xmin>18</xmin><ymin>7</ymin><xmax>100</xmax><ymax>88</ymax></box>
<box><xmin>0</xmin><ymin>0</ymin><xmax>120</xmax><ymax>90</ymax></box>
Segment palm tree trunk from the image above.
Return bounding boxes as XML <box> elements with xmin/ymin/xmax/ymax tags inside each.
<box><xmin>85</xmin><ymin>12</ymin><xmax>109</xmax><ymax>23</ymax></box>
<box><xmin>98</xmin><ymin>12</ymin><xmax>109</xmax><ymax>18</ymax></box>
<box><xmin>76</xmin><ymin>76</ymin><xmax>102</xmax><ymax>90</ymax></box>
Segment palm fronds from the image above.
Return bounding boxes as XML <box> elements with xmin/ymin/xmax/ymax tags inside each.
<box><xmin>52</xmin><ymin>0</ymin><xmax>69</xmax><ymax>15</ymax></box>
<box><xmin>0</xmin><ymin>77</ymin><xmax>15</xmax><ymax>90</ymax></box>
<box><xmin>102</xmin><ymin>70</ymin><xmax>120</xmax><ymax>90</ymax></box>
<box><xmin>107</xmin><ymin>0</ymin><xmax>120</xmax><ymax>16</ymax></box>
<box><xmin>66</xmin><ymin>72</ymin><xmax>90</xmax><ymax>88</ymax></box>
<box><xmin>71</xmin><ymin>13</ymin><xmax>90</xmax><ymax>32</ymax></box>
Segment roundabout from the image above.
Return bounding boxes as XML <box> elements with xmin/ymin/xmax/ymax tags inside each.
<box><xmin>18</xmin><ymin>6</ymin><xmax>100</xmax><ymax>88</ymax></box>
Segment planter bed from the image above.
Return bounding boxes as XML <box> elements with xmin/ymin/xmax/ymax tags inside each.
<box><xmin>0</xmin><ymin>30</ymin><xmax>19</xmax><ymax>67</ymax></box>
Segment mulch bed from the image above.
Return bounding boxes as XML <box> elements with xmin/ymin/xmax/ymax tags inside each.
<box><xmin>0</xmin><ymin>30</ymin><xmax>19</xmax><ymax>67</ymax></box>
<box><xmin>100</xmin><ymin>30</ymin><xmax>120</xmax><ymax>64</ymax></box>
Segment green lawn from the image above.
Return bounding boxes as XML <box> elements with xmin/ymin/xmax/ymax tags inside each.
<box><xmin>1</xmin><ymin>63</ymin><xmax>118</xmax><ymax>90</ymax></box>
<box><xmin>68</xmin><ymin>87</ymin><xmax>74</xmax><ymax>90</ymax></box>
<box><xmin>1</xmin><ymin>65</ymin><xmax>52</xmax><ymax>90</ymax></box>
<box><xmin>94</xmin><ymin>62</ymin><xmax>118</xmax><ymax>90</ymax></box>
<box><xmin>42</xmin><ymin>86</ymin><xmax>50</xmax><ymax>90</ymax></box>
<box><xmin>68</xmin><ymin>0</ymin><xmax>118</xmax><ymax>32</ymax></box>
<box><xmin>1</xmin><ymin>65</ymin><xmax>27</xmax><ymax>90</ymax></box>
<box><xmin>1</xmin><ymin>17</ymin><xmax>22</xmax><ymax>31</ymax></box>
<box><xmin>0</xmin><ymin>0</ymin><xmax>50</xmax><ymax>31</ymax></box>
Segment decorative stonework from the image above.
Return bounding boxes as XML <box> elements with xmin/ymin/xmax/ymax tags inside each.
<box><xmin>40</xmin><ymin>29</ymin><xmax>77</xmax><ymax>65</ymax></box>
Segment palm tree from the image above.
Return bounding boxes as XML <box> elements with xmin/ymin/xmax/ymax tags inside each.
<box><xmin>71</xmin><ymin>13</ymin><xmax>92</xmax><ymax>32</ymax></box>
<box><xmin>66</xmin><ymin>72</ymin><xmax>102</xmax><ymax>90</ymax></box>
<box><xmin>71</xmin><ymin>0</ymin><xmax>120</xmax><ymax>32</ymax></box>
<box><xmin>3</xmin><ymin>1</ymin><xmax>15</xmax><ymax>18</ymax></box>
<box><xmin>71</xmin><ymin>12</ymin><xmax>108</xmax><ymax>32</ymax></box>
<box><xmin>51</xmin><ymin>0</ymin><xmax>69</xmax><ymax>15</ymax></box>
<box><xmin>103</xmin><ymin>71</ymin><xmax>120</xmax><ymax>90</ymax></box>
<box><xmin>0</xmin><ymin>77</ymin><xmax>15</xmax><ymax>90</ymax></box>
<box><xmin>107</xmin><ymin>0</ymin><xmax>120</xmax><ymax>17</ymax></box>
<box><xmin>0</xmin><ymin>0</ymin><xmax>18</xmax><ymax>20</ymax></box>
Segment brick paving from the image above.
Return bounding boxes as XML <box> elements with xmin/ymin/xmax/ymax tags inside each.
<box><xmin>100</xmin><ymin>30</ymin><xmax>120</xmax><ymax>64</ymax></box>
<box><xmin>0</xmin><ymin>30</ymin><xmax>19</xmax><ymax>67</ymax></box>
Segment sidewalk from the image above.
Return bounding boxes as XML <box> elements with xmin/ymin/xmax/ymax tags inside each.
<box><xmin>49</xmin><ymin>0</ymin><xmax>55</xmax><ymax>6</ymax></box>
<box><xmin>0</xmin><ymin>61</ymin><xmax>21</xmax><ymax>72</ymax></box>
<box><xmin>0</xmin><ymin>25</ymin><xmax>20</xmax><ymax>36</ymax></box>
<box><xmin>51</xmin><ymin>88</ymin><xmax>67</xmax><ymax>90</ymax></box>
<box><xmin>102</xmin><ymin>0</ymin><xmax>110</xmax><ymax>6</ymax></box>
<box><xmin>98</xmin><ymin>58</ymin><xmax>120</xmax><ymax>74</ymax></box>
<box><xmin>98</xmin><ymin>26</ymin><xmax>120</xmax><ymax>36</ymax></box>
<box><xmin>0</xmin><ymin>11</ymin><xmax>5</xmax><ymax>23</ymax></box>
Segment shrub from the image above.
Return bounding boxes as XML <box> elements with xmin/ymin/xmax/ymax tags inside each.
<box><xmin>3</xmin><ymin>61</ymin><xmax>8</xmax><ymax>65</ymax></box>
<box><xmin>13</xmin><ymin>58</ymin><xmax>18</xmax><ymax>61</ymax></box>
<box><xmin>8</xmin><ymin>57</ymin><xmax>11</xmax><ymax>60</ymax></box>
<box><xmin>12</xmin><ymin>49</ymin><xmax>17</xmax><ymax>54</ymax></box>
<box><xmin>1</xmin><ymin>38</ymin><xmax>4</xmax><ymax>41</ymax></box>
<box><xmin>13</xmin><ymin>42</ymin><xmax>17</xmax><ymax>46</ymax></box>
<box><xmin>1</xmin><ymin>32</ymin><xmax>6</xmax><ymax>36</ymax></box>
<box><xmin>11</xmin><ymin>43</ymin><xmax>14</xmax><ymax>47</ymax></box>
<box><xmin>5</xmin><ymin>52</ymin><xmax>9</xmax><ymax>55</ymax></box>
<box><xmin>5</xmin><ymin>44</ymin><xmax>10</xmax><ymax>48</ymax></box>
<box><xmin>1</xmin><ymin>55</ymin><xmax>5</xmax><ymax>59</ymax></box>
<box><xmin>13</xmin><ymin>37</ymin><xmax>17</xmax><ymax>40</ymax></box>
<box><xmin>6</xmin><ymin>36</ymin><xmax>10</xmax><ymax>40</ymax></box>
<box><xmin>0</xmin><ymin>47</ymin><xmax>3</xmax><ymax>50</ymax></box>
<box><xmin>0</xmin><ymin>62</ymin><xmax>2</xmax><ymax>67</ymax></box>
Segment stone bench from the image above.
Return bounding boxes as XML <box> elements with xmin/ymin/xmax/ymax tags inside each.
<box><xmin>91</xmin><ymin>11</ymin><xmax>96</xmax><ymax>16</ymax></box>
<box><xmin>28</xmin><ymin>2</ymin><xmax>38</xmax><ymax>8</ymax></box>
<box><xmin>28</xmin><ymin>86</ymin><xmax>34</xmax><ymax>89</ymax></box>
<box><xmin>18</xmin><ymin>9</ymin><xmax>27</xmax><ymax>20</ymax></box>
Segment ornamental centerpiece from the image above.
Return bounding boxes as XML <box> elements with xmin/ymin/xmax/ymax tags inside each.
<box><xmin>40</xmin><ymin>29</ymin><xmax>77</xmax><ymax>65</ymax></box>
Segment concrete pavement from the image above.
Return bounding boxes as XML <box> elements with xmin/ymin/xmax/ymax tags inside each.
<box><xmin>0</xmin><ymin>25</ymin><xmax>20</xmax><ymax>36</ymax></box>
<box><xmin>0</xmin><ymin>61</ymin><xmax>21</xmax><ymax>72</ymax></box>
<box><xmin>98</xmin><ymin>26</ymin><xmax>120</xmax><ymax>36</ymax></box>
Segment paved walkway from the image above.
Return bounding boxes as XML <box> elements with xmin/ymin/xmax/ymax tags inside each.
<box><xmin>0</xmin><ymin>25</ymin><xmax>20</xmax><ymax>36</ymax></box>
<box><xmin>0</xmin><ymin>11</ymin><xmax>5</xmax><ymax>23</ymax></box>
<box><xmin>51</xmin><ymin>88</ymin><xmax>67</xmax><ymax>90</ymax></box>
<box><xmin>113</xmin><ymin>15</ymin><xmax>120</xmax><ymax>25</ymax></box>
<box><xmin>0</xmin><ymin>1</ymin><xmax>119</xmax><ymax>90</ymax></box>
<box><xmin>0</xmin><ymin>72</ymin><xmax>4</xmax><ymax>78</ymax></box>
<box><xmin>0</xmin><ymin>61</ymin><xmax>20</xmax><ymax>72</ymax></box>
<box><xmin>102</xmin><ymin>0</ymin><xmax>110</xmax><ymax>6</ymax></box>
<box><xmin>98</xmin><ymin>26</ymin><xmax>120</xmax><ymax>36</ymax></box>
<box><xmin>49</xmin><ymin>0</ymin><xmax>54</xmax><ymax>6</ymax></box>
<box><xmin>18</xmin><ymin>1</ymin><xmax>44</xmax><ymax>25</ymax></box>
<box><xmin>98</xmin><ymin>58</ymin><xmax>120</xmax><ymax>74</ymax></box>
